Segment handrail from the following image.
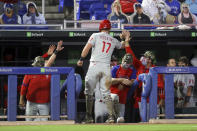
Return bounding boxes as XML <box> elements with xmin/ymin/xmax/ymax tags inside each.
<box><xmin>0</xmin><ymin>67</ymin><xmax>76</xmax><ymax>121</ymax></box>
<box><xmin>64</xmin><ymin>20</ymin><xmax>121</xmax><ymax>29</ymax></box>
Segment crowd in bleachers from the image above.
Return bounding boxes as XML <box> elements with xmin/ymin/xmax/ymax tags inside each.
<box><xmin>76</xmin><ymin>0</ymin><xmax>197</xmax><ymax>25</ymax></box>
<box><xmin>0</xmin><ymin>0</ymin><xmax>196</xmax><ymax>27</ymax></box>
<box><xmin>0</xmin><ymin>1</ymin><xmax>46</xmax><ymax>25</ymax></box>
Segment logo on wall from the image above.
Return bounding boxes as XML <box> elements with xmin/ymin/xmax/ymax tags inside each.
<box><xmin>110</xmin><ymin>32</ymin><xmax>121</xmax><ymax>37</ymax></box>
<box><xmin>191</xmin><ymin>32</ymin><xmax>197</xmax><ymax>37</ymax></box>
<box><xmin>150</xmin><ymin>32</ymin><xmax>167</xmax><ymax>37</ymax></box>
<box><xmin>40</xmin><ymin>68</ymin><xmax>58</xmax><ymax>73</ymax></box>
<box><xmin>26</xmin><ymin>32</ymin><xmax>44</xmax><ymax>37</ymax></box>
<box><xmin>69</xmin><ymin>32</ymin><xmax>86</xmax><ymax>37</ymax></box>
<box><xmin>41</xmin><ymin>68</ymin><xmax>45</xmax><ymax>73</ymax></box>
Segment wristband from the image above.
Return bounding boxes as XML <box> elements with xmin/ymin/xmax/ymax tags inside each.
<box><xmin>185</xmin><ymin>96</ymin><xmax>190</xmax><ymax>103</ymax></box>
<box><xmin>53</xmin><ymin>50</ymin><xmax>59</xmax><ymax>55</ymax></box>
<box><xmin>79</xmin><ymin>57</ymin><xmax>85</xmax><ymax>61</ymax></box>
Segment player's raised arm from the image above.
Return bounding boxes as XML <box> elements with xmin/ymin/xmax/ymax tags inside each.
<box><xmin>45</xmin><ymin>40</ymin><xmax>64</xmax><ymax>67</ymax></box>
<box><xmin>120</xmin><ymin>30</ymin><xmax>131</xmax><ymax>48</ymax></box>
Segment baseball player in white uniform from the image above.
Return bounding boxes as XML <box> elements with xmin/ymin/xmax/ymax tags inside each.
<box><xmin>77</xmin><ymin>20</ymin><xmax>130</xmax><ymax>123</ymax></box>
<box><xmin>174</xmin><ymin>56</ymin><xmax>195</xmax><ymax>108</ymax></box>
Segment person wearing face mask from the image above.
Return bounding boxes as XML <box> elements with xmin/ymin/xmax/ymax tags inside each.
<box><xmin>110</xmin><ymin>53</ymin><xmax>137</xmax><ymax>123</ymax></box>
<box><xmin>23</xmin><ymin>2</ymin><xmax>46</xmax><ymax>24</ymax></box>
<box><xmin>122</xmin><ymin>32</ymin><xmax>164</xmax><ymax>122</ymax></box>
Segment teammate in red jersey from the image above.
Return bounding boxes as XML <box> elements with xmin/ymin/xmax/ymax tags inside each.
<box><xmin>122</xmin><ymin>31</ymin><xmax>164</xmax><ymax>122</ymax></box>
<box><xmin>110</xmin><ymin>53</ymin><xmax>136</xmax><ymax>123</ymax></box>
<box><xmin>19</xmin><ymin>41</ymin><xmax>64</xmax><ymax>121</ymax></box>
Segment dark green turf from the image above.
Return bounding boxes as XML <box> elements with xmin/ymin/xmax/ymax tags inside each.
<box><xmin>0</xmin><ymin>124</ymin><xmax>197</xmax><ymax>131</ymax></box>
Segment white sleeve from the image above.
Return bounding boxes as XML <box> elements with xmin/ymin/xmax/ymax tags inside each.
<box><xmin>87</xmin><ymin>33</ymin><xmax>96</xmax><ymax>46</ymax></box>
<box><xmin>174</xmin><ymin>74</ymin><xmax>178</xmax><ymax>83</ymax></box>
<box><xmin>187</xmin><ymin>74</ymin><xmax>195</xmax><ymax>87</ymax></box>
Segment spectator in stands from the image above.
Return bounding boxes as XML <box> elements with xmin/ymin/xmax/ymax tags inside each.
<box><xmin>0</xmin><ymin>3</ymin><xmax>21</xmax><ymax>24</ymax></box>
<box><xmin>142</xmin><ymin>0</ymin><xmax>171</xmax><ymax>24</ymax></box>
<box><xmin>119</xmin><ymin>0</ymin><xmax>138</xmax><ymax>15</ymax></box>
<box><xmin>165</xmin><ymin>0</ymin><xmax>181</xmax><ymax>16</ymax></box>
<box><xmin>23</xmin><ymin>2</ymin><xmax>46</xmax><ymax>24</ymax></box>
<box><xmin>108</xmin><ymin>0</ymin><xmax>129</xmax><ymax>24</ymax></box>
<box><xmin>174</xmin><ymin>56</ymin><xmax>195</xmax><ymax>108</ymax></box>
<box><xmin>165</xmin><ymin>0</ymin><xmax>181</xmax><ymax>23</ymax></box>
<box><xmin>178</xmin><ymin>3</ymin><xmax>196</xmax><ymax>24</ymax></box>
<box><xmin>132</xmin><ymin>3</ymin><xmax>151</xmax><ymax>24</ymax></box>
<box><xmin>185</xmin><ymin>0</ymin><xmax>197</xmax><ymax>16</ymax></box>
<box><xmin>19</xmin><ymin>42</ymin><xmax>64</xmax><ymax>121</ymax></box>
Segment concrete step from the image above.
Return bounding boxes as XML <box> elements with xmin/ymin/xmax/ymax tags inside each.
<box><xmin>20</xmin><ymin>0</ymin><xmax>49</xmax><ymax>6</ymax></box>
<box><xmin>36</xmin><ymin>0</ymin><xmax>59</xmax><ymax>6</ymax></box>
<box><xmin>46</xmin><ymin>19</ymin><xmax>64</xmax><ymax>24</ymax></box>
<box><xmin>35</xmin><ymin>0</ymin><xmax>50</xmax><ymax>6</ymax></box>
<box><xmin>45</xmin><ymin>13</ymin><xmax>64</xmax><ymax>20</ymax></box>
<box><xmin>37</xmin><ymin>6</ymin><xmax>59</xmax><ymax>13</ymax></box>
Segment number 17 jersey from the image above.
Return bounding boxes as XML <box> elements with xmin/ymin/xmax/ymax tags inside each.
<box><xmin>88</xmin><ymin>32</ymin><xmax>122</xmax><ymax>64</ymax></box>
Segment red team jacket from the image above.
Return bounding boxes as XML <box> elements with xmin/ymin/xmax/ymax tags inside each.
<box><xmin>125</xmin><ymin>46</ymin><xmax>164</xmax><ymax>107</ymax></box>
<box><xmin>20</xmin><ymin>74</ymin><xmax>51</xmax><ymax>103</ymax></box>
<box><xmin>110</xmin><ymin>65</ymin><xmax>137</xmax><ymax>104</ymax></box>
<box><xmin>20</xmin><ymin>53</ymin><xmax>51</xmax><ymax>104</ymax></box>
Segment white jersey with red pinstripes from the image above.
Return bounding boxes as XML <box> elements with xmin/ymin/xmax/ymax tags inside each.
<box><xmin>88</xmin><ymin>32</ymin><xmax>122</xmax><ymax>64</ymax></box>
<box><xmin>174</xmin><ymin>74</ymin><xmax>196</xmax><ymax>107</ymax></box>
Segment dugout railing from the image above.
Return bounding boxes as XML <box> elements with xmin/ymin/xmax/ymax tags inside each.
<box><xmin>0</xmin><ymin>67</ymin><xmax>77</xmax><ymax>121</ymax></box>
<box><xmin>143</xmin><ymin>67</ymin><xmax>197</xmax><ymax>122</ymax></box>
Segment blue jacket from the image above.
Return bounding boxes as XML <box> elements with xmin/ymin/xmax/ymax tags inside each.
<box><xmin>165</xmin><ymin>0</ymin><xmax>181</xmax><ymax>16</ymax></box>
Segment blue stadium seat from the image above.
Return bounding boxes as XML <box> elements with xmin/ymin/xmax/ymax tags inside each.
<box><xmin>89</xmin><ymin>2</ymin><xmax>108</xmax><ymax>20</ymax></box>
<box><xmin>59</xmin><ymin>0</ymin><xmax>74</xmax><ymax>12</ymax></box>
<box><xmin>76</xmin><ymin>0</ymin><xmax>100</xmax><ymax>20</ymax></box>
<box><xmin>92</xmin><ymin>10</ymin><xmax>108</xmax><ymax>20</ymax></box>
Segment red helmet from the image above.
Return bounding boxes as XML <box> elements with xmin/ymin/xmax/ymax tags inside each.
<box><xmin>99</xmin><ymin>19</ymin><xmax>111</xmax><ymax>31</ymax></box>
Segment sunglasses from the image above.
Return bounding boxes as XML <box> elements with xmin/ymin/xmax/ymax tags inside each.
<box><xmin>183</xmin><ymin>7</ymin><xmax>188</xmax><ymax>9</ymax></box>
